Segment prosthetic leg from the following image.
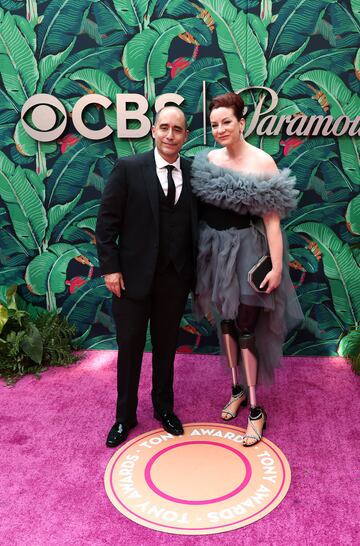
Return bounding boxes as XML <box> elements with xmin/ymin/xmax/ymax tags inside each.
<box><xmin>220</xmin><ymin>320</ymin><xmax>247</xmax><ymax>420</ymax></box>
<box><xmin>239</xmin><ymin>333</ymin><xmax>258</xmax><ymax>407</ymax></box>
<box><xmin>238</xmin><ymin>306</ymin><xmax>267</xmax><ymax>446</ymax></box>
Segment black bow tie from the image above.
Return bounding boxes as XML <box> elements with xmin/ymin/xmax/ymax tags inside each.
<box><xmin>165</xmin><ymin>165</ymin><xmax>175</xmax><ymax>207</ymax></box>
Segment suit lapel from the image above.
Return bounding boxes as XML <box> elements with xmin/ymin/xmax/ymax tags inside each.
<box><xmin>181</xmin><ymin>157</ymin><xmax>198</xmax><ymax>248</ymax></box>
<box><xmin>180</xmin><ymin>156</ymin><xmax>191</xmax><ymax>189</ymax></box>
<box><xmin>142</xmin><ymin>151</ymin><xmax>159</xmax><ymax>227</ymax></box>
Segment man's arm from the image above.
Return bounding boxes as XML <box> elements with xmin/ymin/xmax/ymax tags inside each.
<box><xmin>95</xmin><ymin>160</ymin><xmax>128</xmax><ymax>297</ymax></box>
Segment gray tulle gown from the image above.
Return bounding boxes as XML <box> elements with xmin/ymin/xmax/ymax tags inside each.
<box><xmin>191</xmin><ymin>152</ymin><xmax>304</xmax><ymax>384</ymax></box>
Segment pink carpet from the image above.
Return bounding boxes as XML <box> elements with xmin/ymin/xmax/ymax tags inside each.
<box><xmin>1</xmin><ymin>352</ymin><xmax>359</xmax><ymax>545</ymax></box>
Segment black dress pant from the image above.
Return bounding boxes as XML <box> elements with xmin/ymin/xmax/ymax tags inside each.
<box><xmin>112</xmin><ymin>263</ymin><xmax>191</xmax><ymax>423</ymax></box>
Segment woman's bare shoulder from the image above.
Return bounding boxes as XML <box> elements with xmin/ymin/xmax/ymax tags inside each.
<box><xmin>247</xmin><ymin>143</ymin><xmax>278</xmax><ymax>175</ymax></box>
<box><xmin>207</xmin><ymin>148</ymin><xmax>223</xmax><ymax>161</ymax></box>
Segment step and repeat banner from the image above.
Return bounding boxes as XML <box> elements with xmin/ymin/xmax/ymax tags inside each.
<box><xmin>0</xmin><ymin>0</ymin><xmax>359</xmax><ymax>356</ymax></box>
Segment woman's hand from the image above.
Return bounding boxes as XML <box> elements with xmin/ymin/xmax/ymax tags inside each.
<box><xmin>260</xmin><ymin>268</ymin><xmax>282</xmax><ymax>294</ymax></box>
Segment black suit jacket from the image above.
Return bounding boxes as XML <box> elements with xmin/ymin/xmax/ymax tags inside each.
<box><xmin>95</xmin><ymin>150</ymin><xmax>198</xmax><ymax>299</ymax></box>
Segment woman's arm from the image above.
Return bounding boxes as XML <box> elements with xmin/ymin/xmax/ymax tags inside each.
<box><xmin>261</xmin><ymin>211</ymin><xmax>283</xmax><ymax>294</ymax></box>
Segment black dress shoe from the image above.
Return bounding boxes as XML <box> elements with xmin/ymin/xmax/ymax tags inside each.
<box><xmin>154</xmin><ymin>411</ymin><xmax>184</xmax><ymax>436</ymax></box>
<box><xmin>106</xmin><ymin>419</ymin><xmax>138</xmax><ymax>448</ymax></box>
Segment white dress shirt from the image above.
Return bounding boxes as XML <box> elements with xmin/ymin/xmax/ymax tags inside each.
<box><xmin>154</xmin><ymin>147</ymin><xmax>183</xmax><ymax>204</ymax></box>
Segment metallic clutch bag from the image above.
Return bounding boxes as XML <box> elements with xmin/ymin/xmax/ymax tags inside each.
<box><xmin>247</xmin><ymin>255</ymin><xmax>272</xmax><ymax>292</ymax></box>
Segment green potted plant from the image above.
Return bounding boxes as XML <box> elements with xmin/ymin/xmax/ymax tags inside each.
<box><xmin>0</xmin><ymin>286</ymin><xmax>78</xmax><ymax>383</ymax></box>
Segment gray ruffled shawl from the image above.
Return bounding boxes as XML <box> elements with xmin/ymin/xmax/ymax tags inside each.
<box><xmin>191</xmin><ymin>151</ymin><xmax>298</xmax><ymax>218</ymax></box>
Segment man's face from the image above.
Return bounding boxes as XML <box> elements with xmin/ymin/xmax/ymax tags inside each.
<box><xmin>152</xmin><ymin>107</ymin><xmax>188</xmax><ymax>163</ymax></box>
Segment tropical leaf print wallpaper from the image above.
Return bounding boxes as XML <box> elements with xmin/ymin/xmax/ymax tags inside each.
<box><xmin>0</xmin><ymin>0</ymin><xmax>359</xmax><ymax>355</ymax></box>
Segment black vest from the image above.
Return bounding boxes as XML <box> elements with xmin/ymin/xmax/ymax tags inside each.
<box><xmin>156</xmin><ymin>179</ymin><xmax>193</xmax><ymax>279</ymax></box>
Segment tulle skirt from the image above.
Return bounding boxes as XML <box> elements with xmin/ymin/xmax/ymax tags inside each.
<box><xmin>195</xmin><ymin>220</ymin><xmax>304</xmax><ymax>384</ymax></box>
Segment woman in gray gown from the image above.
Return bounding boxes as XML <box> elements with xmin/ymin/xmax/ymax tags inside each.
<box><xmin>191</xmin><ymin>92</ymin><xmax>303</xmax><ymax>446</ymax></box>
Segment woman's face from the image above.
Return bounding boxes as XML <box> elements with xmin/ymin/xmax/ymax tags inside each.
<box><xmin>209</xmin><ymin>106</ymin><xmax>245</xmax><ymax>146</ymax></box>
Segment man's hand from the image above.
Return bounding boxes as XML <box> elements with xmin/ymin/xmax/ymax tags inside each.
<box><xmin>104</xmin><ymin>272</ymin><xmax>125</xmax><ymax>298</ymax></box>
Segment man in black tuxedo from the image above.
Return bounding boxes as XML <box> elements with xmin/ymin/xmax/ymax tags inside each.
<box><xmin>96</xmin><ymin>106</ymin><xmax>197</xmax><ymax>447</ymax></box>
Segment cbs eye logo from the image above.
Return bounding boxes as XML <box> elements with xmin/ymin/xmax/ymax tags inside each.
<box><xmin>21</xmin><ymin>94</ymin><xmax>68</xmax><ymax>142</ymax></box>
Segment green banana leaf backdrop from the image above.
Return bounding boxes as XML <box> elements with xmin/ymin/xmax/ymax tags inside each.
<box><xmin>0</xmin><ymin>0</ymin><xmax>359</xmax><ymax>358</ymax></box>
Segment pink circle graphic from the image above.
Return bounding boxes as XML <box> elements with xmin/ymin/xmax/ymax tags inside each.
<box><xmin>144</xmin><ymin>441</ymin><xmax>252</xmax><ymax>505</ymax></box>
<box><xmin>106</xmin><ymin>424</ymin><xmax>292</xmax><ymax>534</ymax></box>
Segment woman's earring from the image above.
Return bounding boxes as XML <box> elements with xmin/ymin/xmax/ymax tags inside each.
<box><xmin>239</xmin><ymin>131</ymin><xmax>244</xmax><ymax>140</ymax></box>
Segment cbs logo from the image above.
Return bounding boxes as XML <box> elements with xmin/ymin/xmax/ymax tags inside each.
<box><xmin>21</xmin><ymin>93</ymin><xmax>186</xmax><ymax>142</ymax></box>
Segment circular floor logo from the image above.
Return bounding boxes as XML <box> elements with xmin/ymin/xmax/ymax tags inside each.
<box><xmin>104</xmin><ymin>423</ymin><xmax>291</xmax><ymax>535</ymax></box>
